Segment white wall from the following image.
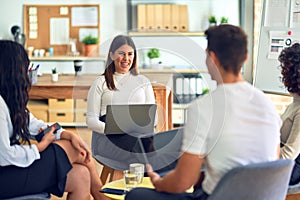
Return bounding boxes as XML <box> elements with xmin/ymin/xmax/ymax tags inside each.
<box><xmin>0</xmin><ymin>0</ymin><xmax>249</xmax><ymax>80</ymax></box>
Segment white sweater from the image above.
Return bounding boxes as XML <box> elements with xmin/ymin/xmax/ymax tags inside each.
<box><xmin>86</xmin><ymin>72</ymin><xmax>156</xmax><ymax>133</ymax></box>
<box><xmin>0</xmin><ymin>95</ymin><xmax>63</xmax><ymax>167</ymax></box>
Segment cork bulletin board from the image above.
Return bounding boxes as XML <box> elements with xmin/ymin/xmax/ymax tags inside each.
<box><xmin>23</xmin><ymin>4</ymin><xmax>100</xmax><ymax>55</ymax></box>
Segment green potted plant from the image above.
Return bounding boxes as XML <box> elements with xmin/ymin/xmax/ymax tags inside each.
<box><xmin>81</xmin><ymin>34</ymin><xmax>99</xmax><ymax>56</ymax></box>
<box><xmin>208</xmin><ymin>15</ymin><xmax>217</xmax><ymax>27</ymax></box>
<box><xmin>220</xmin><ymin>17</ymin><xmax>228</xmax><ymax>24</ymax></box>
<box><xmin>147</xmin><ymin>48</ymin><xmax>160</xmax><ymax>64</ymax></box>
<box><xmin>147</xmin><ymin>48</ymin><xmax>163</xmax><ymax>69</ymax></box>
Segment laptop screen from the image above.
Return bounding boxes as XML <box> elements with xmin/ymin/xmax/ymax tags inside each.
<box><xmin>104</xmin><ymin>104</ymin><xmax>157</xmax><ymax>135</ymax></box>
<box><xmin>134</xmin><ymin>127</ymin><xmax>184</xmax><ymax>173</ymax></box>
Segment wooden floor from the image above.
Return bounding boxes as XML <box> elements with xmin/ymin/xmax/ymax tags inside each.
<box><xmin>286</xmin><ymin>194</ymin><xmax>300</xmax><ymax>200</ymax></box>
<box><xmin>51</xmin><ymin>127</ymin><xmax>104</xmax><ymax>200</ymax></box>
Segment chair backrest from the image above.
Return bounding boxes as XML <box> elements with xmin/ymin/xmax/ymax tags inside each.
<box><xmin>91</xmin><ymin>128</ymin><xmax>184</xmax><ymax>172</ymax></box>
<box><xmin>207</xmin><ymin>159</ymin><xmax>294</xmax><ymax>200</ymax></box>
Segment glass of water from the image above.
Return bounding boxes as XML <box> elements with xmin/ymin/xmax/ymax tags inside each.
<box><xmin>123</xmin><ymin>170</ymin><xmax>138</xmax><ymax>191</ymax></box>
<box><xmin>129</xmin><ymin>163</ymin><xmax>145</xmax><ymax>184</ymax></box>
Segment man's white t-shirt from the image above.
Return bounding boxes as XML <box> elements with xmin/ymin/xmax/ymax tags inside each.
<box><xmin>182</xmin><ymin>81</ymin><xmax>281</xmax><ymax>194</ymax></box>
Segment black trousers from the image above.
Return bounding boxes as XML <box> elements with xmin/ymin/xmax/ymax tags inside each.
<box><xmin>125</xmin><ymin>188</ymin><xmax>209</xmax><ymax>200</ymax></box>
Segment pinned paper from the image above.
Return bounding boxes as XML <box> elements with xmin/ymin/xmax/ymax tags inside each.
<box><xmin>29</xmin><ymin>15</ymin><xmax>38</xmax><ymax>23</ymax></box>
<box><xmin>50</xmin><ymin>18</ymin><xmax>69</xmax><ymax>44</ymax></box>
<box><xmin>71</xmin><ymin>7</ymin><xmax>98</xmax><ymax>26</ymax></box>
<box><xmin>79</xmin><ymin>28</ymin><xmax>98</xmax><ymax>41</ymax></box>
<box><xmin>60</xmin><ymin>7</ymin><xmax>68</xmax><ymax>15</ymax></box>
<box><xmin>29</xmin><ymin>7</ymin><xmax>37</xmax><ymax>15</ymax></box>
<box><xmin>29</xmin><ymin>23</ymin><xmax>38</xmax><ymax>30</ymax></box>
<box><xmin>29</xmin><ymin>31</ymin><xmax>38</xmax><ymax>39</ymax></box>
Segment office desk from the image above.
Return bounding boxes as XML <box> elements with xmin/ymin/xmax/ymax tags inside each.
<box><xmin>29</xmin><ymin>74</ymin><xmax>172</xmax><ymax>131</ymax></box>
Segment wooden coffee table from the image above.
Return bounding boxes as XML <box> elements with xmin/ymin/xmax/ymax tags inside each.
<box><xmin>101</xmin><ymin>177</ymin><xmax>193</xmax><ymax>200</ymax></box>
<box><xmin>101</xmin><ymin>177</ymin><xmax>154</xmax><ymax>200</ymax></box>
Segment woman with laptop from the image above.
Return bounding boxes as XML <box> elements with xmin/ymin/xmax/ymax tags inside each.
<box><xmin>86</xmin><ymin>35</ymin><xmax>156</xmax><ymax>133</ymax></box>
<box><xmin>86</xmin><ymin>35</ymin><xmax>157</xmax><ymax>171</ymax></box>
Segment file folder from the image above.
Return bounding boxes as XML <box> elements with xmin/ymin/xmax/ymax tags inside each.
<box><xmin>171</xmin><ymin>4</ymin><xmax>180</xmax><ymax>32</ymax></box>
<box><xmin>189</xmin><ymin>77</ymin><xmax>197</xmax><ymax>101</ymax></box>
<box><xmin>162</xmin><ymin>4</ymin><xmax>172</xmax><ymax>31</ymax></box>
<box><xmin>146</xmin><ymin>4</ymin><xmax>155</xmax><ymax>30</ymax></box>
<box><xmin>175</xmin><ymin>77</ymin><xmax>184</xmax><ymax>103</ymax></box>
<box><xmin>137</xmin><ymin>4</ymin><xmax>147</xmax><ymax>31</ymax></box>
<box><xmin>154</xmin><ymin>4</ymin><xmax>163</xmax><ymax>31</ymax></box>
<box><xmin>183</xmin><ymin>77</ymin><xmax>190</xmax><ymax>103</ymax></box>
<box><xmin>196</xmin><ymin>77</ymin><xmax>203</xmax><ymax>95</ymax></box>
<box><xmin>179</xmin><ymin>5</ymin><xmax>189</xmax><ymax>32</ymax></box>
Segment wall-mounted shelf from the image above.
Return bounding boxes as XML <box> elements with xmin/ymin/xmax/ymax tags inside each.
<box><xmin>140</xmin><ymin>68</ymin><xmax>207</xmax><ymax>74</ymax></box>
<box><xmin>127</xmin><ymin>0</ymin><xmax>242</xmax><ymax>33</ymax></box>
<box><xmin>29</xmin><ymin>55</ymin><xmax>106</xmax><ymax>62</ymax></box>
<box><xmin>128</xmin><ymin>31</ymin><xmax>205</xmax><ymax>37</ymax></box>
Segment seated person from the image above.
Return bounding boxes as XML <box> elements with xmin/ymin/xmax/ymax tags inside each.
<box><xmin>125</xmin><ymin>24</ymin><xmax>281</xmax><ymax>200</ymax></box>
<box><xmin>86</xmin><ymin>35</ymin><xmax>159</xmax><ymax>171</ymax></box>
<box><xmin>0</xmin><ymin>40</ymin><xmax>109</xmax><ymax>200</ymax></box>
<box><xmin>278</xmin><ymin>43</ymin><xmax>300</xmax><ymax>185</ymax></box>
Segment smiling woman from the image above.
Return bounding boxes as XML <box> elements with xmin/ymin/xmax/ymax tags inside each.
<box><xmin>86</xmin><ymin>34</ymin><xmax>156</xmax><ymax>134</ymax></box>
<box><xmin>110</xmin><ymin>44</ymin><xmax>135</xmax><ymax>74</ymax></box>
<box><xmin>85</xmin><ymin>36</ymin><xmax>157</xmax><ymax>181</ymax></box>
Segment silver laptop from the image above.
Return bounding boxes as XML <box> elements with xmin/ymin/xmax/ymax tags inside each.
<box><xmin>104</xmin><ymin>104</ymin><xmax>157</xmax><ymax>135</ymax></box>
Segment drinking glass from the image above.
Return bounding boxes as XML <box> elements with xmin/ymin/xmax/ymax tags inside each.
<box><xmin>129</xmin><ymin>163</ymin><xmax>145</xmax><ymax>184</ymax></box>
<box><xmin>123</xmin><ymin>170</ymin><xmax>138</xmax><ymax>191</ymax></box>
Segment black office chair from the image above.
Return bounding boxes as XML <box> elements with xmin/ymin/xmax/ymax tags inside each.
<box><xmin>92</xmin><ymin>128</ymin><xmax>184</xmax><ymax>183</ymax></box>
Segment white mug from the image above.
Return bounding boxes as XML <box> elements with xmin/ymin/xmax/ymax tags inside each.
<box><xmin>33</xmin><ymin>49</ymin><xmax>39</xmax><ymax>57</ymax></box>
<box><xmin>39</xmin><ymin>49</ymin><xmax>45</xmax><ymax>57</ymax></box>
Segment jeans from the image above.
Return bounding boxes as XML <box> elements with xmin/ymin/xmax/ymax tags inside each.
<box><xmin>290</xmin><ymin>154</ymin><xmax>300</xmax><ymax>185</ymax></box>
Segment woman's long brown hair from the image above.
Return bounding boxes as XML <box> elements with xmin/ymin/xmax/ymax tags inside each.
<box><xmin>0</xmin><ymin>40</ymin><xmax>31</xmax><ymax>145</ymax></box>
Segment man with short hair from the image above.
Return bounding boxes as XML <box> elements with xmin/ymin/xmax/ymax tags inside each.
<box><xmin>125</xmin><ymin>24</ymin><xmax>281</xmax><ymax>200</ymax></box>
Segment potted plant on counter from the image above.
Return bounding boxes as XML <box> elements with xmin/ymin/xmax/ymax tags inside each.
<box><xmin>208</xmin><ymin>15</ymin><xmax>217</xmax><ymax>27</ymax></box>
<box><xmin>220</xmin><ymin>17</ymin><xmax>229</xmax><ymax>24</ymax></box>
<box><xmin>147</xmin><ymin>48</ymin><xmax>160</xmax><ymax>64</ymax></box>
<box><xmin>51</xmin><ymin>67</ymin><xmax>58</xmax><ymax>82</ymax></box>
<box><xmin>81</xmin><ymin>34</ymin><xmax>99</xmax><ymax>57</ymax></box>
<box><xmin>147</xmin><ymin>48</ymin><xmax>163</xmax><ymax>69</ymax></box>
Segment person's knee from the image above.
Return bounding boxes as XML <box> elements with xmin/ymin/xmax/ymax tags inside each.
<box><xmin>72</xmin><ymin>165</ymin><xmax>91</xmax><ymax>189</ymax></box>
<box><xmin>77</xmin><ymin>165</ymin><xmax>91</xmax><ymax>183</ymax></box>
<box><xmin>65</xmin><ymin>164</ymin><xmax>91</xmax><ymax>196</ymax></box>
<box><xmin>54</xmin><ymin>140</ymin><xmax>82</xmax><ymax>163</ymax></box>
